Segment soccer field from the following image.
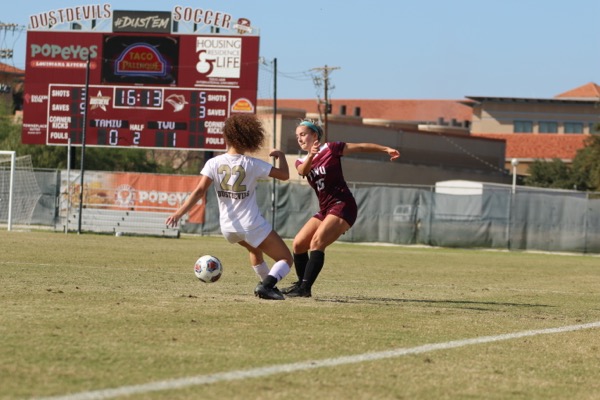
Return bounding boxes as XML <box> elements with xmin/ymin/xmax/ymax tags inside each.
<box><xmin>1</xmin><ymin>230</ymin><xmax>600</xmax><ymax>400</ymax></box>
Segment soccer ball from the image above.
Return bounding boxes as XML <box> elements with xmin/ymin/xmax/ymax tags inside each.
<box><xmin>194</xmin><ymin>255</ymin><xmax>223</xmax><ymax>283</ymax></box>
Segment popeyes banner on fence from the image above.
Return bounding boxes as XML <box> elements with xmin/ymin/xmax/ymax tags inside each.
<box><xmin>60</xmin><ymin>171</ymin><xmax>205</xmax><ymax>223</ymax></box>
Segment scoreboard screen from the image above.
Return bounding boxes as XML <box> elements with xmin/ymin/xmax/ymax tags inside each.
<box><xmin>48</xmin><ymin>85</ymin><xmax>230</xmax><ymax>148</ymax></box>
<box><xmin>22</xmin><ymin>30</ymin><xmax>259</xmax><ymax>151</ymax></box>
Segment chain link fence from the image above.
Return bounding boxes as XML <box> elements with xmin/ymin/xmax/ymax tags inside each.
<box><xmin>20</xmin><ymin>170</ymin><xmax>600</xmax><ymax>254</ymax></box>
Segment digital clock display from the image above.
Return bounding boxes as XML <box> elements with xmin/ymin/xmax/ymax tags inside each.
<box><xmin>114</xmin><ymin>88</ymin><xmax>163</xmax><ymax>109</ymax></box>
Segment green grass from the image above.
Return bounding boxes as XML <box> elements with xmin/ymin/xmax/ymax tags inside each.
<box><xmin>1</xmin><ymin>230</ymin><xmax>600</xmax><ymax>400</ymax></box>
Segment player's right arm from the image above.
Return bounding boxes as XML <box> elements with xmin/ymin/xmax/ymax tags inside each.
<box><xmin>268</xmin><ymin>149</ymin><xmax>290</xmax><ymax>181</ymax></box>
<box><xmin>296</xmin><ymin>140</ymin><xmax>320</xmax><ymax>177</ymax></box>
<box><xmin>166</xmin><ymin>175</ymin><xmax>212</xmax><ymax>227</ymax></box>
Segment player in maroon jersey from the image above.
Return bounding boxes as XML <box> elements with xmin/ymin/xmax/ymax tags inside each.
<box><xmin>282</xmin><ymin>119</ymin><xmax>400</xmax><ymax>297</ymax></box>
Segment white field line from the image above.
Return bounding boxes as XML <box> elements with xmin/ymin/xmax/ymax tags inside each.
<box><xmin>33</xmin><ymin>320</ymin><xmax>600</xmax><ymax>400</ymax></box>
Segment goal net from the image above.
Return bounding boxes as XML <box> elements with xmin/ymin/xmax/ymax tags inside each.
<box><xmin>0</xmin><ymin>152</ymin><xmax>43</xmax><ymax>230</ymax></box>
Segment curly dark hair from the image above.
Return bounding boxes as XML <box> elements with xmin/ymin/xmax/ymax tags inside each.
<box><xmin>223</xmin><ymin>114</ymin><xmax>266</xmax><ymax>153</ymax></box>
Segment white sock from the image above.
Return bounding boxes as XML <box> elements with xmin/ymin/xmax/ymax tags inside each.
<box><xmin>252</xmin><ymin>261</ymin><xmax>270</xmax><ymax>281</ymax></box>
<box><xmin>268</xmin><ymin>260</ymin><xmax>291</xmax><ymax>283</ymax></box>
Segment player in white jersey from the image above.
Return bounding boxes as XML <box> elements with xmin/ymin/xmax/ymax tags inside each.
<box><xmin>166</xmin><ymin>114</ymin><xmax>292</xmax><ymax>300</ymax></box>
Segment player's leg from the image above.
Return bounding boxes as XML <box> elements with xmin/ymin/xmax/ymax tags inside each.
<box><xmin>282</xmin><ymin>217</ymin><xmax>320</xmax><ymax>294</ymax></box>
<box><xmin>239</xmin><ymin>240</ymin><xmax>285</xmax><ymax>301</ymax></box>
<box><xmin>224</xmin><ymin>231</ymin><xmax>270</xmax><ymax>281</ymax></box>
<box><xmin>240</xmin><ymin>220</ymin><xmax>293</xmax><ymax>301</ymax></box>
<box><xmin>257</xmin><ymin>230</ymin><xmax>293</xmax><ymax>285</ymax></box>
<box><xmin>288</xmin><ymin>214</ymin><xmax>350</xmax><ymax>298</ymax></box>
<box><xmin>237</xmin><ymin>241</ymin><xmax>269</xmax><ymax>281</ymax></box>
<box><xmin>290</xmin><ymin>216</ymin><xmax>321</xmax><ymax>281</ymax></box>
<box><xmin>309</xmin><ymin>214</ymin><xmax>351</xmax><ymax>251</ymax></box>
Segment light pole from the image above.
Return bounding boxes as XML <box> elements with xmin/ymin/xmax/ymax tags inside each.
<box><xmin>507</xmin><ymin>158</ymin><xmax>520</xmax><ymax>250</ymax></box>
<box><xmin>511</xmin><ymin>158</ymin><xmax>519</xmax><ymax>194</ymax></box>
<box><xmin>311</xmin><ymin>65</ymin><xmax>339</xmax><ymax>143</ymax></box>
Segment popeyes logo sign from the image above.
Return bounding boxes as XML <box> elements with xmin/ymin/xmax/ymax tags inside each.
<box><xmin>137</xmin><ymin>190</ymin><xmax>198</xmax><ymax>207</ymax></box>
<box><xmin>114</xmin><ymin>185</ymin><xmax>197</xmax><ymax>208</ymax></box>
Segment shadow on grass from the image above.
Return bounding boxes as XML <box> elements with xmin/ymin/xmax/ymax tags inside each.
<box><xmin>315</xmin><ymin>296</ymin><xmax>554</xmax><ymax>310</ymax></box>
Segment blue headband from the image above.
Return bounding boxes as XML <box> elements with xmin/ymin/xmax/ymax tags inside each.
<box><xmin>300</xmin><ymin>121</ymin><xmax>322</xmax><ymax>139</ymax></box>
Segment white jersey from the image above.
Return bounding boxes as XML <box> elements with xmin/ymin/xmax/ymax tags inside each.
<box><xmin>201</xmin><ymin>153</ymin><xmax>273</xmax><ymax>232</ymax></box>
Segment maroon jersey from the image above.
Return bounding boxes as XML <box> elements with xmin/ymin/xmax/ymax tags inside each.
<box><xmin>296</xmin><ymin>141</ymin><xmax>356</xmax><ymax>213</ymax></box>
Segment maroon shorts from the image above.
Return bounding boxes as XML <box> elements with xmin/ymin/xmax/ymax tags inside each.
<box><xmin>314</xmin><ymin>199</ymin><xmax>358</xmax><ymax>227</ymax></box>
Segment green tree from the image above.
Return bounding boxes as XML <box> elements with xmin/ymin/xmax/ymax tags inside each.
<box><xmin>148</xmin><ymin>149</ymin><xmax>205</xmax><ymax>175</ymax></box>
<box><xmin>0</xmin><ymin>102</ymin><xmax>161</xmax><ymax>172</ymax></box>
<box><xmin>570</xmin><ymin>135</ymin><xmax>600</xmax><ymax>191</ymax></box>
<box><xmin>1</xmin><ymin>112</ymin><xmax>70</xmax><ymax>168</ymax></box>
<box><xmin>523</xmin><ymin>158</ymin><xmax>573</xmax><ymax>189</ymax></box>
<box><xmin>78</xmin><ymin>147</ymin><xmax>159</xmax><ymax>172</ymax></box>
<box><xmin>523</xmin><ymin>136</ymin><xmax>600</xmax><ymax>192</ymax></box>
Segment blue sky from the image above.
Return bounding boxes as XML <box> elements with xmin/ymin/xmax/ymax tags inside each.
<box><xmin>2</xmin><ymin>0</ymin><xmax>599</xmax><ymax>100</ymax></box>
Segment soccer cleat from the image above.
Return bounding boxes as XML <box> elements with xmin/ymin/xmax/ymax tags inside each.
<box><xmin>280</xmin><ymin>281</ymin><xmax>301</xmax><ymax>295</ymax></box>
<box><xmin>285</xmin><ymin>285</ymin><xmax>312</xmax><ymax>298</ymax></box>
<box><xmin>272</xmin><ymin>286</ymin><xmax>284</xmax><ymax>298</ymax></box>
<box><xmin>254</xmin><ymin>283</ymin><xmax>285</xmax><ymax>300</ymax></box>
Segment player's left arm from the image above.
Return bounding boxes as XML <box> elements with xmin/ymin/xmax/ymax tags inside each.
<box><xmin>343</xmin><ymin>143</ymin><xmax>400</xmax><ymax>161</ymax></box>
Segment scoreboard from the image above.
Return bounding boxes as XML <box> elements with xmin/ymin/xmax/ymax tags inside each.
<box><xmin>47</xmin><ymin>84</ymin><xmax>230</xmax><ymax>149</ymax></box>
<box><xmin>22</xmin><ymin>28</ymin><xmax>260</xmax><ymax>151</ymax></box>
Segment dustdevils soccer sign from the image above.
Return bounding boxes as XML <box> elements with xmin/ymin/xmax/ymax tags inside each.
<box><xmin>22</xmin><ymin>6</ymin><xmax>260</xmax><ymax>151</ymax></box>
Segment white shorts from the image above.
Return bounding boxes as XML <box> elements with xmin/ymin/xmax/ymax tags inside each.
<box><xmin>222</xmin><ymin>219</ymin><xmax>272</xmax><ymax>248</ymax></box>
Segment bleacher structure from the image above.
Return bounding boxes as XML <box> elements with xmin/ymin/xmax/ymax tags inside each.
<box><xmin>59</xmin><ymin>207</ymin><xmax>181</xmax><ymax>238</ymax></box>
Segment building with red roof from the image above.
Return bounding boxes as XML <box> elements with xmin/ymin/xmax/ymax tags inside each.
<box><xmin>256</xmin><ymin>100</ymin><xmax>509</xmax><ymax>185</ymax></box>
<box><xmin>261</xmin><ymin>82</ymin><xmax>600</xmax><ymax>176</ymax></box>
<box><xmin>0</xmin><ymin>61</ymin><xmax>25</xmax><ymax>114</ymax></box>
<box><xmin>467</xmin><ymin>82</ymin><xmax>600</xmax><ymax>173</ymax></box>
<box><xmin>0</xmin><ymin>61</ymin><xmax>25</xmax><ymax>77</ymax></box>
<box><xmin>259</xmin><ymin>99</ymin><xmax>473</xmax><ymax>127</ymax></box>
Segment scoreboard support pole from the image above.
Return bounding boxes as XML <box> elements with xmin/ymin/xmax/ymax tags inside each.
<box><xmin>271</xmin><ymin>58</ymin><xmax>278</xmax><ymax>229</ymax></box>
<box><xmin>66</xmin><ymin>138</ymin><xmax>71</xmax><ymax>234</ymax></box>
<box><xmin>77</xmin><ymin>57</ymin><xmax>91</xmax><ymax>234</ymax></box>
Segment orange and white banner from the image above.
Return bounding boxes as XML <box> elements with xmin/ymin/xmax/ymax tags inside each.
<box><xmin>61</xmin><ymin>171</ymin><xmax>206</xmax><ymax>223</ymax></box>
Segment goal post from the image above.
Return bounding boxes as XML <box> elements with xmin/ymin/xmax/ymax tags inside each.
<box><xmin>0</xmin><ymin>151</ymin><xmax>15</xmax><ymax>231</ymax></box>
<box><xmin>0</xmin><ymin>151</ymin><xmax>42</xmax><ymax>231</ymax></box>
